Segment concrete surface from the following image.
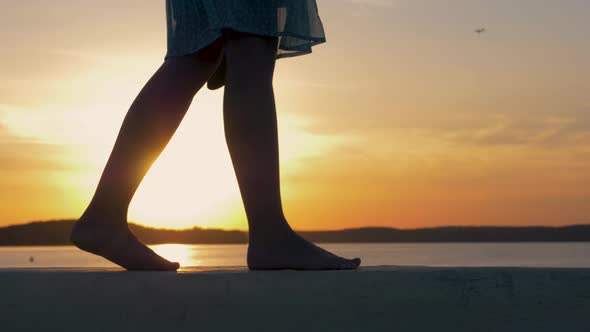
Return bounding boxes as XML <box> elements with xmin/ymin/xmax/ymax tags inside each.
<box><xmin>1</xmin><ymin>266</ymin><xmax>589</xmax><ymax>332</ymax></box>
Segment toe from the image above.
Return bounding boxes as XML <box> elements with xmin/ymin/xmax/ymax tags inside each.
<box><xmin>336</xmin><ymin>257</ymin><xmax>353</xmax><ymax>270</ymax></box>
<box><xmin>351</xmin><ymin>258</ymin><xmax>361</xmax><ymax>269</ymax></box>
<box><xmin>345</xmin><ymin>261</ymin><xmax>355</xmax><ymax>270</ymax></box>
<box><xmin>342</xmin><ymin>258</ymin><xmax>361</xmax><ymax>270</ymax></box>
<box><xmin>329</xmin><ymin>258</ymin><xmax>346</xmax><ymax>270</ymax></box>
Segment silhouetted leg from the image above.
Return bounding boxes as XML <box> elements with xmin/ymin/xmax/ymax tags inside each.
<box><xmin>222</xmin><ymin>31</ymin><xmax>361</xmax><ymax>270</ymax></box>
<box><xmin>71</xmin><ymin>38</ymin><xmax>224</xmax><ymax>271</ymax></box>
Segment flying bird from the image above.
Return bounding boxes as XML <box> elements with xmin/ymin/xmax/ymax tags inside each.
<box><xmin>475</xmin><ymin>28</ymin><xmax>486</xmax><ymax>34</ymax></box>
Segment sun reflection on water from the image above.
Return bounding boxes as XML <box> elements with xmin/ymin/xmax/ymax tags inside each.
<box><xmin>150</xmin><ymin>244</ymin><xmax>199</xmax><ymax>267</ymax></box>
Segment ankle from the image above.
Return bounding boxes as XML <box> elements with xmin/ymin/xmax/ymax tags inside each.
<box><xmin>79</xmin><ymin>202</ymin><xmax>127</xmax><ymax>227</ymax></box>
<box><xmin>248</xmin><ymin>219</ymin><xmax>295</xmax><ymax>245</ymax></box>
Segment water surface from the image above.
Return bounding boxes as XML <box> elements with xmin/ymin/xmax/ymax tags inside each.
<box><xmin>1</xmin><ymin>243</ymin><xmax>589</xmax><ymax>269</ymax></box>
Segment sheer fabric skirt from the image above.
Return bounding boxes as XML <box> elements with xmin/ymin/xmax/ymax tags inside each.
<box><xmin>165</xmin><ymin>0</ymin><xmax>327</xmax><ymax>59</ymax></box>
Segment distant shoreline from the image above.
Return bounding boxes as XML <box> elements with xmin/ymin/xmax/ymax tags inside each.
<box><xmin>1</xmin><ymin>220</ymin><xmax>590</xmax><ymax>246</ymax></box>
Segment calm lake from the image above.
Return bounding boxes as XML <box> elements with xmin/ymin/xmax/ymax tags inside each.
<box><xmin>1</xmin><ymin>242</ymin><xmax>590</xmax><ymax>269</ymax></box>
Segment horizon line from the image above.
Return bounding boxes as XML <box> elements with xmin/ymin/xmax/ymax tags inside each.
<box><xmin>3</xmin><ymin>218</ymin><xmax>589</xmax><ymax>233</ymax></box>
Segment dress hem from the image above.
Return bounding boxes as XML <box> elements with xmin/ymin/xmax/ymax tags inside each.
<box><xmin>165</xmin><ymin>27</ymin><xmax>326</xmax><ymax>61</ymax></box>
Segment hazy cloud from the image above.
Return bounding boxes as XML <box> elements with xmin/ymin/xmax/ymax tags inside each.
<box><xmin>342</xmin><ymin>0</ymin><xmax>399</xmax><ymax>17</ymax></box>
<box><xmin>0</xmin><ymin>117</ymin><xmax>74</xmax><ymax>172</ymax></box>
<box><xmin>0</xmin><ymin>140</ymin><xmax>70</xmax><ymax>172</ymax></box>
<box><xmin>442</xmin><ymin>110</ymin><xmax>590</xmax><ymax>147</ymax></box>
<box><xmin>345</xmin><ymin>0</ymin><xmax>399</xmax><ymax>9</ymax></box>
<box><xmin>297</xmin><ymin>103</ymin><xmax>590</xmax><ymax>149</ymax></box>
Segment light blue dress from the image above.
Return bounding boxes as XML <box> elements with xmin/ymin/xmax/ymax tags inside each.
<box><xmin>165</xmin><ymin>0</ymin><xmax>326</xmax><ymax>59</ymax></box>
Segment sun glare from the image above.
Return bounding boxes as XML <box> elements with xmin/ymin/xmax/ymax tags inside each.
<box><xmin>150</xmin><ymin>243</ymin><xmax>195</xmax><ymax>267</ymax></box>
<box><xmin>0</xmin><ymin>61</ymin><xmax>355</xmax><ymax>230</ymax></box>
<box><xmin>128</xmin><ymin>93</ymin><xmax>245</xmax><ymax>230</ymax></box>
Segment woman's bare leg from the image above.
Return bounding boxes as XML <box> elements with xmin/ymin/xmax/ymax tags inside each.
<box><xmin>71</xmin><ymin>38</ymin><xmax>224</xmax><ymax>271</ymax></box>
<box><xmin>222</xmin><ymin>31</ymin><xmax>361</xmax><ymax>270</ymax></box>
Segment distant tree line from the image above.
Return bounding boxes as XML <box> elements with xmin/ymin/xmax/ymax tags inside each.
<box><xmin>1</xmin><ymin>220</ymin><xmax>589</xmax><ymax>246</ymax></box>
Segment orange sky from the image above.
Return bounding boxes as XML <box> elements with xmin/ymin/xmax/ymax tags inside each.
<box><xmin>1</xmin><ymin>0</ymin><xmax>589</xmax><ymax>230</ymax></box>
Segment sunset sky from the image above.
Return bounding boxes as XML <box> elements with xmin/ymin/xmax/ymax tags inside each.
<box><xmin>1</xmin><ymin>0</ymin><xmax>589</xmax><ymax>230</ymax></box>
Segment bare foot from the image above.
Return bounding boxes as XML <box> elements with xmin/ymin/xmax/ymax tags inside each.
<box><xmin>70</xmin><ymin>216</ymin><xmax>179</xmax><ymax>271</ymax></box>
<box><xmin>247</xmin><ymin>227</ymin><xmax>361</xmax><ymax>271</ymax></box>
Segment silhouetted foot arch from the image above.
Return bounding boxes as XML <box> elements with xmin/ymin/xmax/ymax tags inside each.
<box><xmin>71</xmin><ymin>217</ymin><xmax>180</xmax><ymax>271</ymax></box>
<box><xmin>247</xmin><ymin>227</ymin><xmax>361</xmax><ymax>271</ymax></box>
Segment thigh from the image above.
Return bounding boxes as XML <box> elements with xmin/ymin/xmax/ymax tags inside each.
<box><xmin>192</xmin><ymin>35</ymin><xmax>225</xmax><ymax>64</ymax></box>
<box><xmin>223</xmin><ymin>30</ymin><xmax>279</xmax><ymax>85</ymax></box>
<box><xmin>161</xmin><ymin>36</ymin><xmax>226</xmax><ymax>90</ymax></box>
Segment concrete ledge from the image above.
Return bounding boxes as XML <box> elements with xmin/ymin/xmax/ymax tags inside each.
<box><xmin>1</xmin><ymin>266</ymin><xmax>590</xmax><ymax>332</ymax></box>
